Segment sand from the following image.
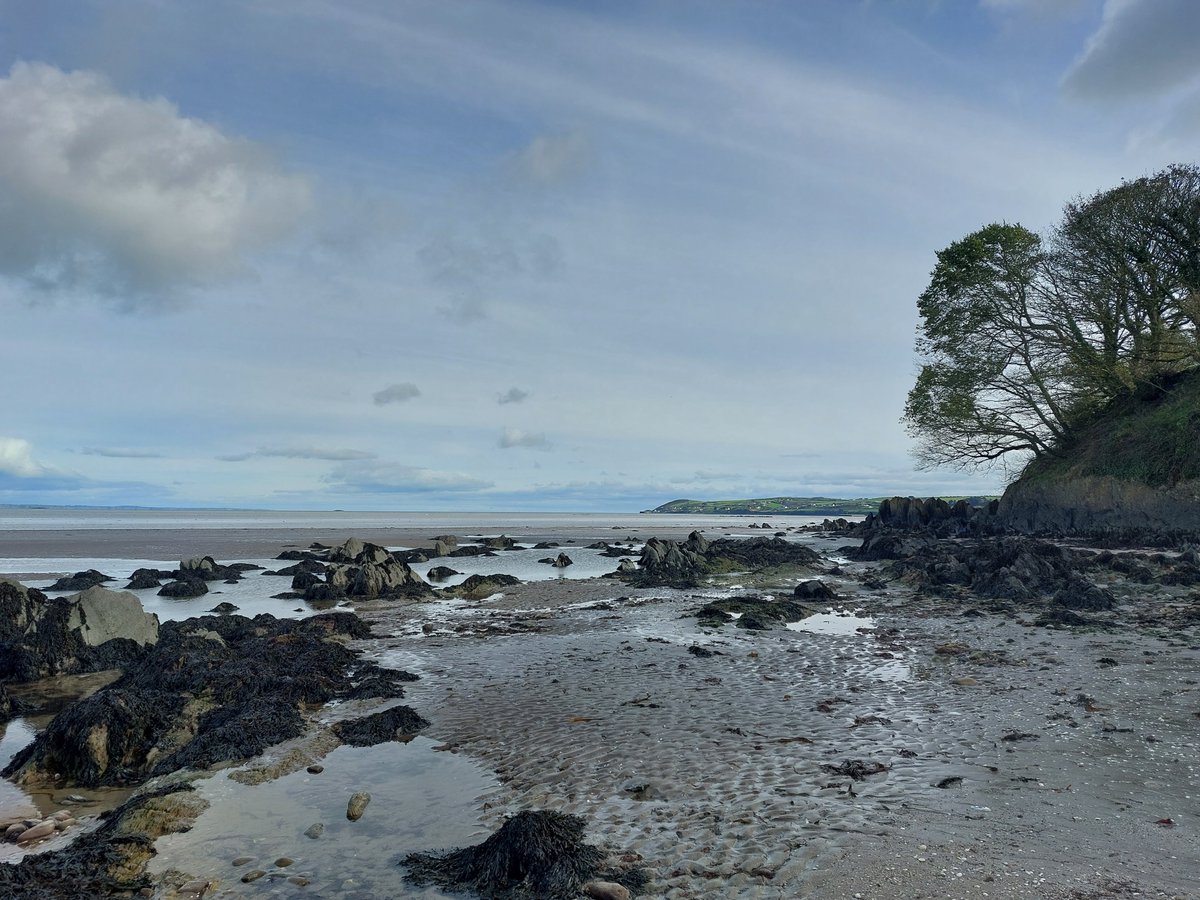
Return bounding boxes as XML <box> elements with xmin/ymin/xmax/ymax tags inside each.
<box><xmin>2</xmin><ymin>526</ymin><xmax>1197</xmax><ymax>899</ymax></box>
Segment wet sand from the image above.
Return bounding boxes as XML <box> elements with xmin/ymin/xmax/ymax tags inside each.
<box><xmin>2</xmin><ymin>526</ymin><xmax>1197</xmax><ymax>898</ymax></box>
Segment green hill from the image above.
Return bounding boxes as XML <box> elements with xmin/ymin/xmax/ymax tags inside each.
<box><xmin>643</xmin><ymin>497</ymin><xmax>886</xmax><ymax>516</ymax></box>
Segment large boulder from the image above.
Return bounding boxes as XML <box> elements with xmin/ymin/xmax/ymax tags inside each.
<box><xmin>322</xmin><ymin>540</ymin><xmax>429</xmax><ymax>599</ymax></box>
<box><xmin>0</xmin><ymin>580</ymin><xmax>159</xmax><ymax>682</ymax></box>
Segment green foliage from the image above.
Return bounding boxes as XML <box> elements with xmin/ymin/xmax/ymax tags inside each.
<box><xmin>906</xmin><ymin>164</ymin><xmax>1200</xmax><ymax>476</ymax></box>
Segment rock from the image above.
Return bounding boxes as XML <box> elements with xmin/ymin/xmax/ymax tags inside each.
<box><xmin>207</xmin><ymin>602</ymin><xmax>239</xmax><ymax>614</ymax></box>
<box><xmin>158</xmin><ymin>579</ymin><xmax>209</xmax><ymax>598</ymax></box>
<box><xmin>583</xmin><ymin>881</ymin><xmax>632</xmax><ymax>900</ymax></box>
<box><xmin>232</xmin><ymin>856</ymin><xmax>255</xmax><ymax>866</ymax></box>
<box><xmin>4</xmin><ymin>823</ymin><xmax>25</xmax><ymax>841</ymax></box>
<box><xmin>241</xmin><ymin>869</ymin><xmax>266</xmax><ymax>883</ymax></box>
<box><xmin>125</xmin><ymin>569</ymin><xmax>166</xmax><ymax>590</ymax></box>
<box><xmin>274</xmin><ymin>856</ymin><xmax>294</xmax><ymax>867</ymax></box>
<box><xmin>332</xmin><ymin>706</ymin><xmax>430</xmax><ymax>747</ymax></box>
<box><xmin>426</xmin><ymin>566</ymin><xmax>460</xmax><ymax>581</ymax></box>
<box><xmin>452</xmin><ymin>574</ymin><xmax>521</xmax><ymax>599</ymax></box>
<box><xmin>304</xmin><ymin>822</ymin><xmax>324</xmax><ymax>839</ymax></box>
<box><xmin>0</xmin><ymin>579</ymin><xmax>159</xmax><ymax>682</ymax></box>
<box><xmin>307</xmin><ymin>764</ymin><xmax>324</xmax><ymax>774</ymax></box>
<box><xmin>346</xmin><ymin>791</ymin><xmax>371</xmax><ymax>821</ymax></box>
<box><xmin>551</xmin><ymin>553</ymin><xmax>573</xmax><ymax>568</ymax></box>
<box><xmin>479</xmin><ymin>535</ymin><xmax>517</xmax><ymax>550</ymax></box>
<box><xmin>16</xmin><ymin>820</ymin><xmax>57</xmax><ymax>843</ymax></box>
<box><xmin>794</xmin><ymin>580</ymin><xmax>836</xmax><ymax>600</ymax></box>
<box><xmin>1053</xmin><ymin>576</ymin><xmax>1116</xmax><ymax>611</ymax></box>
<box><xmin>46</xmin><ymin>570</ymin><xmax>113</xmax><ymax>592</ymax></box>
<box><xmin>323</xmin><ymin>540</ymin><xmax>429</xmax><ymax>599</ymax></box>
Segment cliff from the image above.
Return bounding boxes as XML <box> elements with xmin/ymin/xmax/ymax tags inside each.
<box><xmin>998</xmin><ymin>368</ymin><xmax>1200</xmax><ymax>536</ymax></box>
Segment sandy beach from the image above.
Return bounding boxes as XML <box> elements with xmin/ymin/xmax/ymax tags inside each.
<box><xmin>1</xmin><ymin>523</ymin><xmax>1197</xmax><ymax>899</ymax></box>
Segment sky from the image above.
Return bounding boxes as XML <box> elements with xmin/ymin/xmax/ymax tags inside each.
<box><xmin>1</xmin><ymin>0</ymin><xmax>1198</xmax><ymax>512</ymax></box>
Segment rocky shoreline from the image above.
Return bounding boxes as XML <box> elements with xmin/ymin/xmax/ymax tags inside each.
<box><xmin>0</xmin><ymin>521</ymin><xmax>1197</xmax><ymax>898</ymax></box>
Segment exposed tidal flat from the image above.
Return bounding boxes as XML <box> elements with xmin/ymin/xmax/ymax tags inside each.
<box><xmin>0</xmin><ymin>510</ymin><xmax>1197</xmax><ymax>898</ymax></box>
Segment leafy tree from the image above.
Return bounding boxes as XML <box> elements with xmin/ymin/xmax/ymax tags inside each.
<box><xmin>905</xmin><ymin>164</ymin><xmax>1200</xmax><ymax>473</ymax></box>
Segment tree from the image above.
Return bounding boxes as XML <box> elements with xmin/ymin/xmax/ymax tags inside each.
<box><xmin>904</xmin><ymin>164</ymin><xmax>1200</xmax><ymax>474</ymax></box>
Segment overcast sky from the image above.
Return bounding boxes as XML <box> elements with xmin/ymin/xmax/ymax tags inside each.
<box><xmin>1</xmin><ymin>0</ymin><xmax>1197</xmax><ymax>511</ymax></box>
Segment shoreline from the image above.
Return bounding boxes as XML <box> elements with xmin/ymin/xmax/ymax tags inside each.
<box><xmin>0</xmin><ymin>524</ymin><xmax>1196</xmax><ymax>898</ymax></box>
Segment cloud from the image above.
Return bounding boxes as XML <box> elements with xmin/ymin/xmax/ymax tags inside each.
<box><xmin>510</xmin><ymin>131</ymin><xmax>590</xmax><ymax>186</ymax></box>
<box><xmin>0</xmin><ymin>437</ymin><xmax>44</xmax><ymax>477</ymax></box>
<box><xmin>980</xmin><ymin>0</ymin><xmax>1085</xmax><ymax>12</ymax></box>
<box><xmin>498</xmin><ymin>428</ymin><xmax>551</xmax><ymax>450</ymax></box>
<box><xmin>79</xmin><ymin>446</ymin><xmax>164</xmax><ymax>459</ymax></box>
<box><xmin>218</xmin><ymin>447</ymin><xmax>377</xmax><ymax>462</ymax></box>
<box><xmin>1061</xmin><ymin>0</ymin><xmax>1200</xmax><ymax>101</ymax></box>
<box><xmin>372</xmin><ymin>382</ymin><xmax>421</xmax><ymax>405</ymax></box>
<box><xmin>326</xmin><ymin>460</ymin><xmax>492</xmax><ymax>493</ymax></box>
<box><xmin>0</xmin><ymin>61</ymin><xmax>311</xmax><ymax>302</ymax></box>
<box><xmin>497</xmin><ymin>387</ymin><xmax>529</xmax><ymax>405</ymax></box>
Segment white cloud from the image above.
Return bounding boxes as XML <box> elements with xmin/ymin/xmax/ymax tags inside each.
<box><xmin>218</xmin><ymin>447</ymin><xmax>377</xmax><ymax>462</ymax></box>
<box><xmin>1062</xmin><ymin>0</ymin><xmax>1200</xmax><ymax>100</ymax></box>
<box><xmin>0</xmin><ymin>437</ymin><xmax>44</xmax><ymax>477</ymax></box>
<box><xmin>372</xmin><ymin>382</ymin><xmax>421</xmax><ymax>405</ymax></box>
<box><xmin>499</xmin><ymin>428</ymin><xmax>551</xmax><ymax>450</ymax></box>
<box><xmin>0</xmin><ymin>61</ymin><xmax>311</xmax><ymax>300</ymax></box>
<box><xmin>497</xmin><ymin>387</ymin><xmax>529</xmax><ymax>404</ymax></box>
<box><xmin>327</xmin><ymin>460</ymin><xmax>492</xmax><ymax>493</ymax></box>
<box><xmin>80</xmin><ymin>446</ymin><xmax>164</xmax><ymax>458</ymax></box>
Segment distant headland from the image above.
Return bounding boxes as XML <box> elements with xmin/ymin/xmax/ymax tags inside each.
<box><xmin>641</xmin><ymin>496</ymin><xmax>995</xmax><ymax>517</ymax></box>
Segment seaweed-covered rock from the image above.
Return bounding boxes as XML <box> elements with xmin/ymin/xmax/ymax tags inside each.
<box><xmin>321</xmin><ymin>539</ymin><xmax>429</xmax><ymax>599</ymax></box>
<box><xmin>794</xmin><ymin>580</ymin><xmax>836</xmax><ymax>600</ymax></box>
<box><xmin>125</xmin><ymin>569</ymin><xmax>166</xmax><ymax>590</ymax></box>
<box><xmin>157</xmin><ymin>579</ymin><xmax>208</xmax><ymax>598</ymax></box>
<box><xmin>0</xmin><ymin>580</ymin><xmax>159</xmax><ymax>682</ymax></box>
<box><xmin>452</xmin><ymin>574</ymin><xmax>522</xmax><ymax>600</ymax></box>
<box><xmin>332</xmin><ymin>705</ymin><xmax>430</xmax><ymax>747</ymax></box>
<box><xmin>0</xmin><ymin>782</ymin><xmax>207</xmax><ymax>898</ymax></box>
<box><xmin>3</xmin><ymin>612</ymin><xmax>412</xmax><ymax>788</ymax></box>
<box><xmin>426</xmin><ymin>566</ymin><xmax>461</xmax><ymax>581</ymax></box>
<box><xmin>693</xmin><ymin>595</ymin><xmax>814</xmax><ymax>630</ymax></box>
<box><xmin>1053</xmin><ymin>576</ymin><xmax>1116</xmax><ymax>611</ymax></box>
<box><xmin>46</xmin><ymin>570</ymin><xmax>113</xmax><ymax>592</ymax></box>
<box><xmin>405</xmin><ymin>810</ymin><xmax>643</xmax><ymax>899</ymax></box>
<box><xmin>629</xmin><ymin>532</ymin><xmax>819</xmax><ymax>588</ymax></box>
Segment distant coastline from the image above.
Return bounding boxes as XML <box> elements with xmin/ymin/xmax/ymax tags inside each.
<box><xmin>642</xmin><ymin>496</ymin><xmax>996</xmax><ymax>517</ymax></box>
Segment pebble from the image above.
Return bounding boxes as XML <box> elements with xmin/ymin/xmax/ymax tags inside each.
<box><xmin>582</xmin><ymin>881</ymin><xmax>632</xmax><ymax>900</ymax></box>
<box><xmin>232</xmin><ymin>856</ymin><xmax>255</xmax><ymax>866</ymax></box>
<box><xmin>4</xmin><ymin>823</ymin><xmax>25</xmax><ymax>841</ymax></box>
<box><xmin>306</xmin><ymin>764</ymin><xmax>324</xmax><ymax>774</ymax></box>
<box><xmin>287</xmin><ymin>876</ymin><xmax>311</xmax><ymax>887</ymax></box>
<box><xmin>241</xmin><ymin>870</ymin><xmax>267</xmax><ymax>883</ymax></box>
<box><xmin>346</xmin><ymin>791</ymin><xmax>371</xmax><ymax>821</ymax></box>
<box><xmin>304</xmin><ymin>823</ymin><xmax>324</xmax><ymax>839</ymax></box>
<box><xmin>274</xmin><ymin>857</ymin><xmax>294</xmax><ymax>867</ymax></box>
<box><xmin>952</xmin><ymin>676</ymin><xmax>979</xmax><ymax>686</ymax></box>
<box><xmin>17</xmin><ymin>821</ymin><xmax>58</xmax><ymax>844</ymax></box>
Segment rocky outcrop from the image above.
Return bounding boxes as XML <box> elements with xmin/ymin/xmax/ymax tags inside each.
<box><xmin>0</xmin><ymin>580</ymin><xmax>159</xmax><ymax>682</ymax></box>
<box><xmin>2</xmin><ymin>612</ymin><xmax>412</xmax><ymax>788</ymax></box>
<box><xmin>998</xmin><ymin>475</ymin><xmax>1200</xmax><ymax>540</ymax></box>
<box><xmin>321</xmin><ymin>538</ymin><xmax>430</xmax><ymax>600</ymax></box>
<box><xmin>451</xmin><ymin>574</ymin><xmax>521</xmax><ymax>600</ymax></box>
<box><xmin>627</xmin><ymin>532</ymin><xmax>820</xmax><ymax>588</ymax></box>
<box><xmin>860</xmin><ymin>496</ymin><xmax>999</xmax><ymax>535</ymax></box>
<box><xmin>45</xmin><ymin>569</ymin><xmax>113</xmax><ymax>592</ymax></box>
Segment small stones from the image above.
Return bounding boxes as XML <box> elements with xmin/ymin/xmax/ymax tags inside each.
<box><xmin>304</xmin><ymin>822</ymin><xmax>325</xmax><ymax>839</ymax></box>
<box><xmin>347</xmin><ymin>791</ymin><xmax>371</xmax><ymax>821</ymax></box>
<box><xmin>306</xmin><ymin>764</ymin><xmax>325</xmax><ymax>774</ymax></box>
<box><xmin>232</xmin><ymin>856</ymin><xmax>255</xmax><ymax>866</ymax></box>
<box><xmin>287</xmin><ymin>876</ymin><xmax>312</xmax><ymax>887</ymax></box>
<box><xmin>274</xmin><ymin>857</ymin><xmax>295</xmax><ymax>867</ymax></box>
<box><xmin>241</xmin><ymin>869</ymin><xmax>267</xmax><ymax>883</ymax></box>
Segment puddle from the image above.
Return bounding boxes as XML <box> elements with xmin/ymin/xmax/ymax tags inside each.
<box><xmin>787</xmin><ymin>609</ymin><xmax>876</xmax><ymax>636</ymax></box>
<box><xmin>151</xmin><ymin>737</ymin><xmax>498</xmax><ymax>898</ymax></box>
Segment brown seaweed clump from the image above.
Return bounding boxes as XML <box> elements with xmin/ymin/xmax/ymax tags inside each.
<box><xmin>404</xmin><ymin>810</ymin><xmax>645</xmax><ymax>899</ymax></box>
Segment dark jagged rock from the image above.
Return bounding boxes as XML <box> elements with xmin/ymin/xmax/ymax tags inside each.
<box><xmin>0</xmin><ymin>580</ymin><xmax>159</xmax><ymax>682</ymax></box>
<box><xmin>794</xmin><ymin>580</ymin><xmax>836</xmax><ymax>600</ymax></box>
<box><xmin>479</xmin><ymin>535</ymin><xmax>518</xmax><ymax>551</ymax></box>
<box><xmin>3</xmin><ymin>612</ymin><xmax>411</xmax><ymax>788</ymax></box>
<box><xmin>323</xmin><ymin>538</ymin><xmax>430</xmax><ymax>599</ymax></box>
<box><xmin>694</xmin><ymin>595</ymin><xmax>814</xmax><ymax>630</ymax></box>
<box><xmin>0</xmin><ymin>683</ymin><xmax>32</xmax><ymax>721</ymax></box>
<box><xmin>331</xmin><ymin>705</ymin><xmax>430</xmax><ymax>747</ymax></box>
<box><xmin>1053</xmin><ymin>576</ymin><xmax>1116</xmax><ymax>611</ymax></box>
<box><xmin>291</xmin><ymin>571</ymin><xmax>323</xmax><ymax>591</ymax></box>
<box><xmin>207</xmin><ymin>602</ymin><xmax>239</xmax><ymax>614</ymax></box>
<box><xmin>157</xmin><ymin>579</ymin><xmax>208</xmax><ymax>598</ymax></box>
<box><xmin>447</xmin><ymin>545</ymin><xmax>498</xmax><ymax>558</ymax></box>
<box><xmin>265</xmin><ymin>559</ymin><xmax>327</xmax><ymax>577</ymax></box>
<box><xmin>539</xmin><ymin>553</ymin><xmax>573</xmax><ymax>567</ymax></box>
<box><xmin>276</xmin><ymin>549</ymin><xmax>320</xmax><ymax>561</ymax></box>
<box><xmin>404</xmin><ymin>810</ymin><xmax>644</xmax><ymax>900</ymax></box>
<box><xmin>627</xmin><ymin>532</ymin><xmax>819</xmax><ymax>588</ymax></box>
<box><xmin>125</xmin><ymin>569</ymin><xmax>165</xmax><ymax>590</ymax></box>
<box><xmin>453</xmin><ymin>574</ymin><xmax>521</xmax><ymax>599</ymax></box>
<box><xmin>46</xmin><ymin>570</ymin><xmax>113</xmax><ymax>592</ymax></box>
<box><xmin>426</xmin><ymin>566</ymin><xmax>461</xmax><ymax>581</ymax></box>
